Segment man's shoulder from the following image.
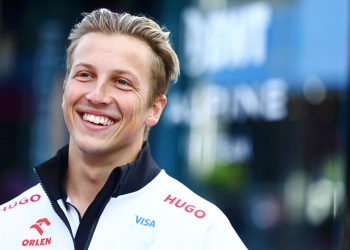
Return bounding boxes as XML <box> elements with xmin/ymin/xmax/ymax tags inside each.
<box><xmin>0</xmin><ymin>184</ymin><xmax>45</xmax><ymax>216</ymax></box>
<box><xmin>157</xmin><ymin>172</ymin><xmax>247</xmax><ymax>249</ymax></box>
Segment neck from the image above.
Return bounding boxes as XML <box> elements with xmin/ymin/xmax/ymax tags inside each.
<box><xmin>65</xmin><ymin>140</ymin><xmax>143</xmax><ymax>216</ymax></box>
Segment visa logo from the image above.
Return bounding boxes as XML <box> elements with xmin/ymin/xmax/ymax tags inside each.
<box><xmin>135</xmin><ymin>215</ymin><xmax>155</xmax><ymax>228</ymax></box>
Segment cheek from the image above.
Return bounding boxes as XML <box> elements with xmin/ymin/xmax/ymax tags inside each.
<box><xmin>62</xmin><ymin>86</ymin><xmax>80</xmax><ymax>121</ymax></box>
<box><xmin>62</xmin><ymin>92</ymin><xmax>72</xmax><ymax>115</ymax></box>
<box><xmin>63</xmin><ymin>83</ymin><xmax>82</xmax><ymax>106</ymax></box>
<box><xmin>62</xmin><ymin>93</ymin><xmax>71</xmax><ymax>125</ymax></box>
<box><xmin>122</xmin><ymin>92</ymin><xmax>148</xmax><ymax>119</ymax></box>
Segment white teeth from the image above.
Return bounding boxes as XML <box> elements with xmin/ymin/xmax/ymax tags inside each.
<box><xmin>94</xmin><ymin>116</ymin><xmax>99</xmax><ymax>124</ymax></box>
<box><xmin>82</xmin><ymin>113</ymin><xmax>115</xmax><ymax>126</ymax></box>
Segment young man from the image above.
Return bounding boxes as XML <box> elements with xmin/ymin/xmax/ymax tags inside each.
<box><xmin>0</xmin><ymin>8</ymin><xmax>247</xmax><ymax>249</ymax></box>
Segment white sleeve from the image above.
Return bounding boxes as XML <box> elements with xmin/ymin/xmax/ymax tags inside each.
<box><xmin>203</xmin><ymin>212</ymin><xmax>248</xmax><ymax>250</ymax></box>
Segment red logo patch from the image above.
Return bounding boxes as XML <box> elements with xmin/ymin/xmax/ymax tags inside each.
<box><xmin>30</xmin><ymin>218</ymin><xmax>51</xmax><ymax>236</ymax></box>
<box><xmin>22</xmin><ymin>218</ymin><xmax>52</xmax><ymax>247</ymax></box>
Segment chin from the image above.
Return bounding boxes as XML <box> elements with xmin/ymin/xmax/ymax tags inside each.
<box><xmin>78</xmin><ymin>144</ymin><xmax>108</xmax><ymax>155</ymax></box>
<box><xmin>72</xmin><ymin>136</ymin><xmax>112</xmax><ymax>155</ymax></box>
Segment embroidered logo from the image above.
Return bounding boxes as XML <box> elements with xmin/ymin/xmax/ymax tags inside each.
<box><xmin>22</xmin><ymin>218</ymin><xmax>52</xmax><ymax>247</ymax></box>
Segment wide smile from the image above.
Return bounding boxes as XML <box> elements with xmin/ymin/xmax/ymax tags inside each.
<box><xmin>81</xmin><ymin>113</ymin><xmax>115</xmax><ymax>127</ymax></box>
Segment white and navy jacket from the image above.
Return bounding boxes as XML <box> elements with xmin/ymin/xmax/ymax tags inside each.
<box><xmin>0</xmin><ymin>143</ymin><xmax>247</xmax><ymax>250</ymax></box>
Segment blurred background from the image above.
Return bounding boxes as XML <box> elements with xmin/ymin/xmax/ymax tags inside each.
<box><xmin>0</xmin><ymin>0</ymin><xmax>348</xmax><ymax>249</ymax></box>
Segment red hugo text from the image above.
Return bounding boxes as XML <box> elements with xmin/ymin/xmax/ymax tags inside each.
<box><xmin>0</xmin><ymin>194</ymin><xmax>41</xmax><ymax>212</ymax></box>
<box><xmin>164</xmin><ymin>194</ymin><xmax>206</xmax><ymax>219</ymax></box>
<box><xmin>22</xmin><ymin>238</ymin><xmax>51</xmax><ymax>247</ymax></box>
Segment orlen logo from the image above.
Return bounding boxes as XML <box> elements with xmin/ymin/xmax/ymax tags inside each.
<box><xmin>164</xmin><ymin>194</ymin><xmax>206</xmax><ymax>219</ymax></box>
<box><xmin>22</xmin><ymin>218</ymin><xmax>52</xmax><ymax>247</ymax></box>
<box><xmin>0</xmin><ymin>194</ymin><xmax>41</xmax><ymax>212</ymax></box>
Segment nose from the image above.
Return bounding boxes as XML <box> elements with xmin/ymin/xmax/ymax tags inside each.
<box><xmin>85</xmin><ymin>82</ymin><xmax>112</xmax><ymax>105</ymax></box>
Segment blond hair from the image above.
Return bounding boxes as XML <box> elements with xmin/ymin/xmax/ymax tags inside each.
<box><xmin>65</xmin><ymin>8</ymin><xmax>179</xmax><ymax>102</ymax></box>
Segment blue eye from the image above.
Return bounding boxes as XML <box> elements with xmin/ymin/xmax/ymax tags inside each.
<box><xmin>79</xmin><ymin>72</ymin><xmax>91</xmax><ymax>78</ymax></box>
<box><xmin>115</xmin><ymin>79</ymin><xmax>134</xmax><ymax>90</ymax></box>
<box><xmin>74</xmin><ymin>71</ymin><xmax>93</xmax><ymax>82</ymax></box>
<box><xmin>117</xmin><ymin>79</ymin><xmax>128</xmax><ymax>85</ymax></box>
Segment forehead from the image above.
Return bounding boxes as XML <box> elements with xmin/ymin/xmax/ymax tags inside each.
<box><xmin>71</xmin><ymin>32</ymin><xmax>155</xmax><ymax>84</ymax></box>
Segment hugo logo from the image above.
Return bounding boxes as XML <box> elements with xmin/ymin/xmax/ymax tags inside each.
<box><xmin>30</xmin><ymin>218</ymin><xmax>51</xmax><ymax>236</ymax></box>
<box><xmin>0</xmin><ymin>194</ymin><xmax>41</xmax><ymax>212</ymax></box>
<box><xmin>164</xmin><ymin>194</ymin><xmax>206</xmax><ymax>219</ymax></box>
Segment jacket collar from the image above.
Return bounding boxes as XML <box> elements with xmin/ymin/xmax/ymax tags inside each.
<box><xmin>34</xmin><ymin>142</ymin><xmax>161</xmax><ymax>201</ymax></box>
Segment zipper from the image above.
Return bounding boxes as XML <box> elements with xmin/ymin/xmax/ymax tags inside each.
<box><xmin>82</xmin><ymin>184</ymin><xmax>121</xmax><ymax>250</ymax></box>
<box><xmin>34</xmin><ymin>168</ymin><xmax>78</xmax><ymax>250</ymax></box>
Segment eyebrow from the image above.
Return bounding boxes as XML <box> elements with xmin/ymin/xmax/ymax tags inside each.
<box><xmin>72</xmin><ymin>62</ymin><xmax>94</xmax><ymax>70</ymax></box>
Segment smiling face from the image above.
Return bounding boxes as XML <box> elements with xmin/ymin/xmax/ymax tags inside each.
<box><xmin>62</xmin><ymin>32</ymin><xmax>166</xmax><ymax>163</ymax></box>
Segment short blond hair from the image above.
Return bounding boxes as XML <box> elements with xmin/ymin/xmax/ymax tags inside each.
<box><xmin>65</xmin><ymin>8</ymin><xmax>180</xmax><ymax>103</ymax></box>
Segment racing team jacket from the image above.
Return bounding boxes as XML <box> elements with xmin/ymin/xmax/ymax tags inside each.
<box><xmin>0</xmin><ymin>143</ymin><xmax>247</xmax><ymax>250</ymax></box>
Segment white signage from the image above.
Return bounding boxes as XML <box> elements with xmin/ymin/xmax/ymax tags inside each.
<box><xmin>166</xmin><ymin>78</ymin><xmax>288</xmax><ymax>125</ymax></box>
<box><xmin>182</xmin><ymin>2</ymin><xmax>272</xmax><ymax>76</ymax></box>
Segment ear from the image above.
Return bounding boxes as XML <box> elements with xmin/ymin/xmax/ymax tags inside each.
<box><xmin>145</xmin><ymin>95</ymin><xmax>167</xmax><ymax>127</ymax></box>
